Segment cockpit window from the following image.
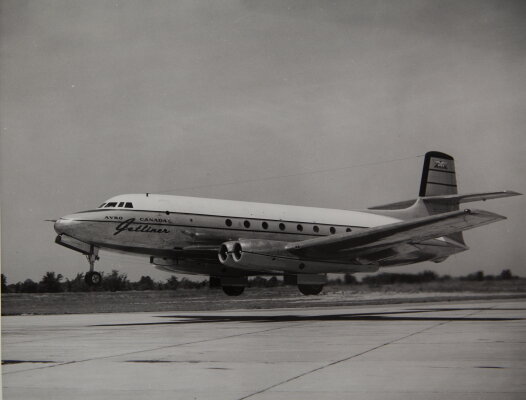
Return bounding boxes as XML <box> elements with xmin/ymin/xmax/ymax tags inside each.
<box><xmin>125</xmin><ymin>202</ymin><xmax>134</xmax><ymax>208</ymax></box>
<box><xmin>118</xmin><ymin>202</ymin><xmax>125</xmax><ymax>207</ymax></box>
<box><xmin>105</xmin><ymin>202</ymin><xmax>118</xmax><ymax>208</ymax></box>
<box><xmin>98</xmin><ymin>203</ymin><xmax>106</xmax><ymax>208</ymax></box>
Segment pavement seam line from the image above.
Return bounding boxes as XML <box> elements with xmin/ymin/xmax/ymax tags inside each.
<box><xmin>236</xmin><ymin>306</ymin><xmax>492</xmax><ymax>400</ymax></box>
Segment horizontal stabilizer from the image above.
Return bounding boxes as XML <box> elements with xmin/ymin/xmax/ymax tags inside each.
<box><xmin>286</xmin><ymin>209</ymin><xmax>505</xmax><ymax>257</ymax></box>
<box><xmin>368</xmin><ymin>199</ymin><xmax>416</xmax><ymax>210</ymax></box>
<box><xmin>423</xmin><ymin>191</ymin><xmax>521</xmax><ymax>205</ymax></box>
<box><xmin>368</xmin><ymin>191</ymin><xmax>520</xmax><ymax>211</ymax></box>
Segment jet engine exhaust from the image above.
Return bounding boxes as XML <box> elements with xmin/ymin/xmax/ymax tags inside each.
<box><xmin>233</xmin><ymin>242</ymin><xmax>243</xmax><ymax>262</ymax></box>
<box><xmin>218</xmin><ymin>244</ymin><xmax>229</xmax><ymax>263</ymax></box>
<box><xmin>218</xmin><ymin>241</ymin><xmax>237</xmax><ymax>264</ymax></box>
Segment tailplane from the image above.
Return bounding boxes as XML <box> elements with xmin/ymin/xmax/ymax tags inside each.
<box><xmin>369</xmin><ymin>151</ymin><xmax>459</xmax><ymax>213</ymax></box>
<box><xmin>368</xmin><ymin>151</ymin><xmax>521</xmax><ymax>218</ymax></box>
<box><xmin>366</xmin><ymin>150</ymin><xmax>520</xmax><ymax>255</ymax></box>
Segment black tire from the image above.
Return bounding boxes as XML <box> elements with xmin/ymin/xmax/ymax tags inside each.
<box><xmin>298</xmin><ymin>284</ymin><xmax>323</xmax><ymax>296</ymax></box>
<box><xmin>209</xmin><ymin>276</ymin><xmax>222</xmax><ymax>288</ymax></box>
<box><xmin>222</xmin><ymin>286</ymin><xmax>245</xmax><ymax>296</ymax></box>
<box><xmin>85</xmin><ymin>271</ymin><xmax>102</xmax><ymax>286</ymax></box>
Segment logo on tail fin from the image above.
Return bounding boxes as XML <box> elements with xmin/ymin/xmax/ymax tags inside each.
<box><xmin>434</xmin><ymin>160</ymin><xmax>448</xmax><ymax>170</ymax></box>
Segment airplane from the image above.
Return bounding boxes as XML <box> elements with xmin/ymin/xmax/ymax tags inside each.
<box><xmin>53</xmin><ymin>151</ymin><xmax>520</xmax><ymax>296</ymax></box>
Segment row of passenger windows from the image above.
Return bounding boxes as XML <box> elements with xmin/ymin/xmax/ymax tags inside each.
<box><xmin>224</xmin><ymin>218</ymin><xmax>351</xmax><ymax>234</ymax></box>
<box><xmin>98</xmin><ymin>202</ymin><xmax>134</xmax><ymax>209</ymax></box>
<box><xmin>93</xmin><ymin>204</ymin><xmax>350</xmax><ymax>233</ymax></box>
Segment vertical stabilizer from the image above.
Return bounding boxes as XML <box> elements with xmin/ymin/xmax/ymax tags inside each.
<box><xmin>419</xmin><ymin>151</ymin><xmax>457</xmax><ymax>197</ymax></box>
<box><xmin>419</xmin><ymin>151</ymin><xmax>464</xmax><ymax>244</ymax></box>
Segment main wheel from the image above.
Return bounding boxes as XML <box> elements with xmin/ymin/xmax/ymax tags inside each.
<box><xmin>222</xmin><ymin>286</ymin><xmax>245</xmax><ymax>296</ymax></box>
<box><xmin>209</xmin><ymin>276</ymin><xmax>222</xmax><ymax>288</ymax></box>
<box><xmin>298</xmin><ymin>284</ymin><xmax>323</xmax><ymax>296</ymax></box>
<box><xmin>85</xmin><ymin>271</ymin><xmax>102</xmax><ymax>286</ymax></box>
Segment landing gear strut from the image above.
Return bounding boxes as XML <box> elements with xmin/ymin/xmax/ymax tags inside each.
<box><xmin>84</xmin><ymin>246</ymin><xmax>102</xmax><ymax>286</ymax></box>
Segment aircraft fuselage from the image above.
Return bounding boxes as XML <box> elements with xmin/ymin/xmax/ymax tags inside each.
<box><xmin>54</xmin><ymin>194</ymin><xmax>461</xmax><ymax>276</ymax></box>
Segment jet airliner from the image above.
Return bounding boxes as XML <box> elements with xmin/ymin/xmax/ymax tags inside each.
<box><xmin>54</xmin><ymin>152</ymin><xmax>520</xmax><ymax>296</ymax></box>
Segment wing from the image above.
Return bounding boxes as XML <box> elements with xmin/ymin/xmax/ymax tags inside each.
<box><xmin>285</xmin><ymin>209</ymin><xmax>505</xmax><ymax>258</ymax></box>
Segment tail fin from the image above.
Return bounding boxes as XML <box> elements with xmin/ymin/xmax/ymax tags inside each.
<box><xmin>419</xmin><ymin>151</ymin><xmax>460</xmax><ymax>217</ymax></box>
<box><xmin>419</xmin><ymin>151</ymin><xmax>457</xmax><ymax>197</ymax></box>
<box><xmin>418</xmin><ymin>152</ymin><xmax>464</xmax><ymax>243</ymax></box>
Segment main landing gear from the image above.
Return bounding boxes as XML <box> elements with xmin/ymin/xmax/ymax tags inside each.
<box><xmin>84</xmin><ymin>246</ymin><xmax>102</xmax><ymax>287</ymax></box>
<box><xmin>210</xmin><ymin>276</ymin><xmax>246</xmax><ymax>296</ymax></box>
<box><xmin>298</xmin><ymin>284</ymin><xmax>324</xmax><ymax>296</ymax></box>
<box><xmin>284</xmin><ymin>274</ymin><xmax>326</xmax><ymax>296</ymax></box>
<box><xmin>222</xmin><ymin>286</ymin><xmax>245</xmax><ymax>296</ymax></box>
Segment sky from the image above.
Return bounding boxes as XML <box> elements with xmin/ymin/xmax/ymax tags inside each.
<box><xmin>1</xmin><ymin>0</ymin><xmax>525</xmax><ymax>284</ymax></box>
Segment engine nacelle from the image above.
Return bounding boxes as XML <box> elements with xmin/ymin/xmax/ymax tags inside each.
<box><xmin>218</xmin><ymin>239</ymin><xmax>287</xmax><ymax>271</ymax></box>
<box><xmin>217</xmin><ymin>239</ymin><xmax>378</xmax><ymax>274</ymax></box>
<box><xmin>218</xmin><ymin>241</ymin><xmax>236</xmax><ymax>264</ymax></box>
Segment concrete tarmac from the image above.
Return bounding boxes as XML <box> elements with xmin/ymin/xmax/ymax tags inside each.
<box><xmin>2</xmin><ymin>299</ymin><xmax>526</xmax><ymax>399</ymax></box>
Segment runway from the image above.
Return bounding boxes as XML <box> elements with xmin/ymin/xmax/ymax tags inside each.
<box><xmin>2</xmin><ymin>299</ymin><xmax>526</xmax><ymax>399</ymax></box>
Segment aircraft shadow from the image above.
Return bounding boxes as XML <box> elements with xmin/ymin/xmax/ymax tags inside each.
<box><xmin>93</xmin><ymin>308</ymin><xmax>524</xmax><ymax>327</ymax></box>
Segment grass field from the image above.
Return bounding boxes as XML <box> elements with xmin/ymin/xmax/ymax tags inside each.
<box><xmin>2</xmin><ymin>279</ymin><xmax>525</xmax><ymax>315</ymax></box>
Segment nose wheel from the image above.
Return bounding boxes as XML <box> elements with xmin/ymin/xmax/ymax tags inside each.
<box><xmin>85</xmin><ymin>271</ymin><xmax>102</xmax><ymax>286</ymax></box>
<box><xmin>84</xmin><ymin>246</ymin><xmax>102</xmax><ymax>287</ymax></box>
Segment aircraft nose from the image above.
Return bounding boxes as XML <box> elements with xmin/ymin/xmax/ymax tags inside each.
<box><xmin>54</xmin><ymin>218</ymin><xmax>67</xmax><ymax>235</ymax></box>
<box><xmin>54</xmin><ymin>216</ymin><xmax>77</xmax><ymax>235</ymax></box>
<box><xmin>54</xmin><ymin>213</ymin><xmax>95</xmax><ymax>243</ymax></box>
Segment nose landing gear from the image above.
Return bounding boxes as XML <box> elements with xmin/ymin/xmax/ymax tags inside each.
<box><xmin>84</xmin><ymin>246</ymin><xmax>102</xmax><ymax>287</ymax></box>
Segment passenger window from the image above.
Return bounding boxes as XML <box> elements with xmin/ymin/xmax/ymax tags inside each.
<box><xmin>118</xmin><ymin>202</ymin><xmax>124</xmax><ymax>207</ymax></box>
<box><xmin>225</xmin><ymin>219</ymin><xmax>232</xmax><ymax>227</ymax></box>
<box><xmin>105</xmin><ymin>202</ymin><xmax>117</xmax><ymax>207</ymax></box>
<box><xmin>262</xmin><ymin>221</ymin><xmax>268</xmax><ymax>229</ymax></box>
<box><xmin>297</xmin><ymin>224</ymin><xmax>303</xmax><ymax>232</ymax></box>
<box><xmin>346</xmin><ymin>228</ymin><xmax>352</xmax><ymax>232</ymax></box>
<box><xmin>330</xmin><ymin>227</ymin><xmax>336</xmax><ymax>234</ymax></box>
<box><xmin>244</xmin><ymin>220</ymin><xmax>251</xmax><ymax>228</ymax></box>
<box><xmin>279</xmin><ymin>223</ymin><xmax>286</xmax><ymax>231</ymax></box>
<box><xmin>313</xmin><ymin>225</ymin><xmax>319</xmax><ymax>233</ymax></box>
<box><xmin>125</xmin><ymin>202</ymin><xmax>133</xmax><ymax>208</ymax></box>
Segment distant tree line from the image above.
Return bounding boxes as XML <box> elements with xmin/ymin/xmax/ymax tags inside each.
<box><xmin>0</xmin><ymin>269</ymin><xmax>519</xmax><ymax>294</ymax></box>
<box><xmin>1</xmin><ymin>270</ymin><xmax>206</xmax><ymax>294</ymax></box>
<box><xmin>340</xmin><ymin>269</ymin><xmax>518</xmax><ymax>286</ymax></box>
<box><xmin>344</xmin><ymin>269</ymin><xmax>519</xmax><ymax>286</ymax></box>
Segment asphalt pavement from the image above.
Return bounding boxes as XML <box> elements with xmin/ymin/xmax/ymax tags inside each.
<box><xmin>2</xmin><ymin>299</ymin><xmax>525</xmax><ymax>399</ymax></box>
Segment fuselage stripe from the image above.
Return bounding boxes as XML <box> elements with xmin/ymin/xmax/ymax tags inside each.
<box><xmin>73</xmin><ymin>208</ymin><xmax>368</xmax><ymax>228</ymax></box>
<box><xmin>72</xmin><ymin>218</ymin><xmax>364</xmax><ymax>237</ymax></box>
